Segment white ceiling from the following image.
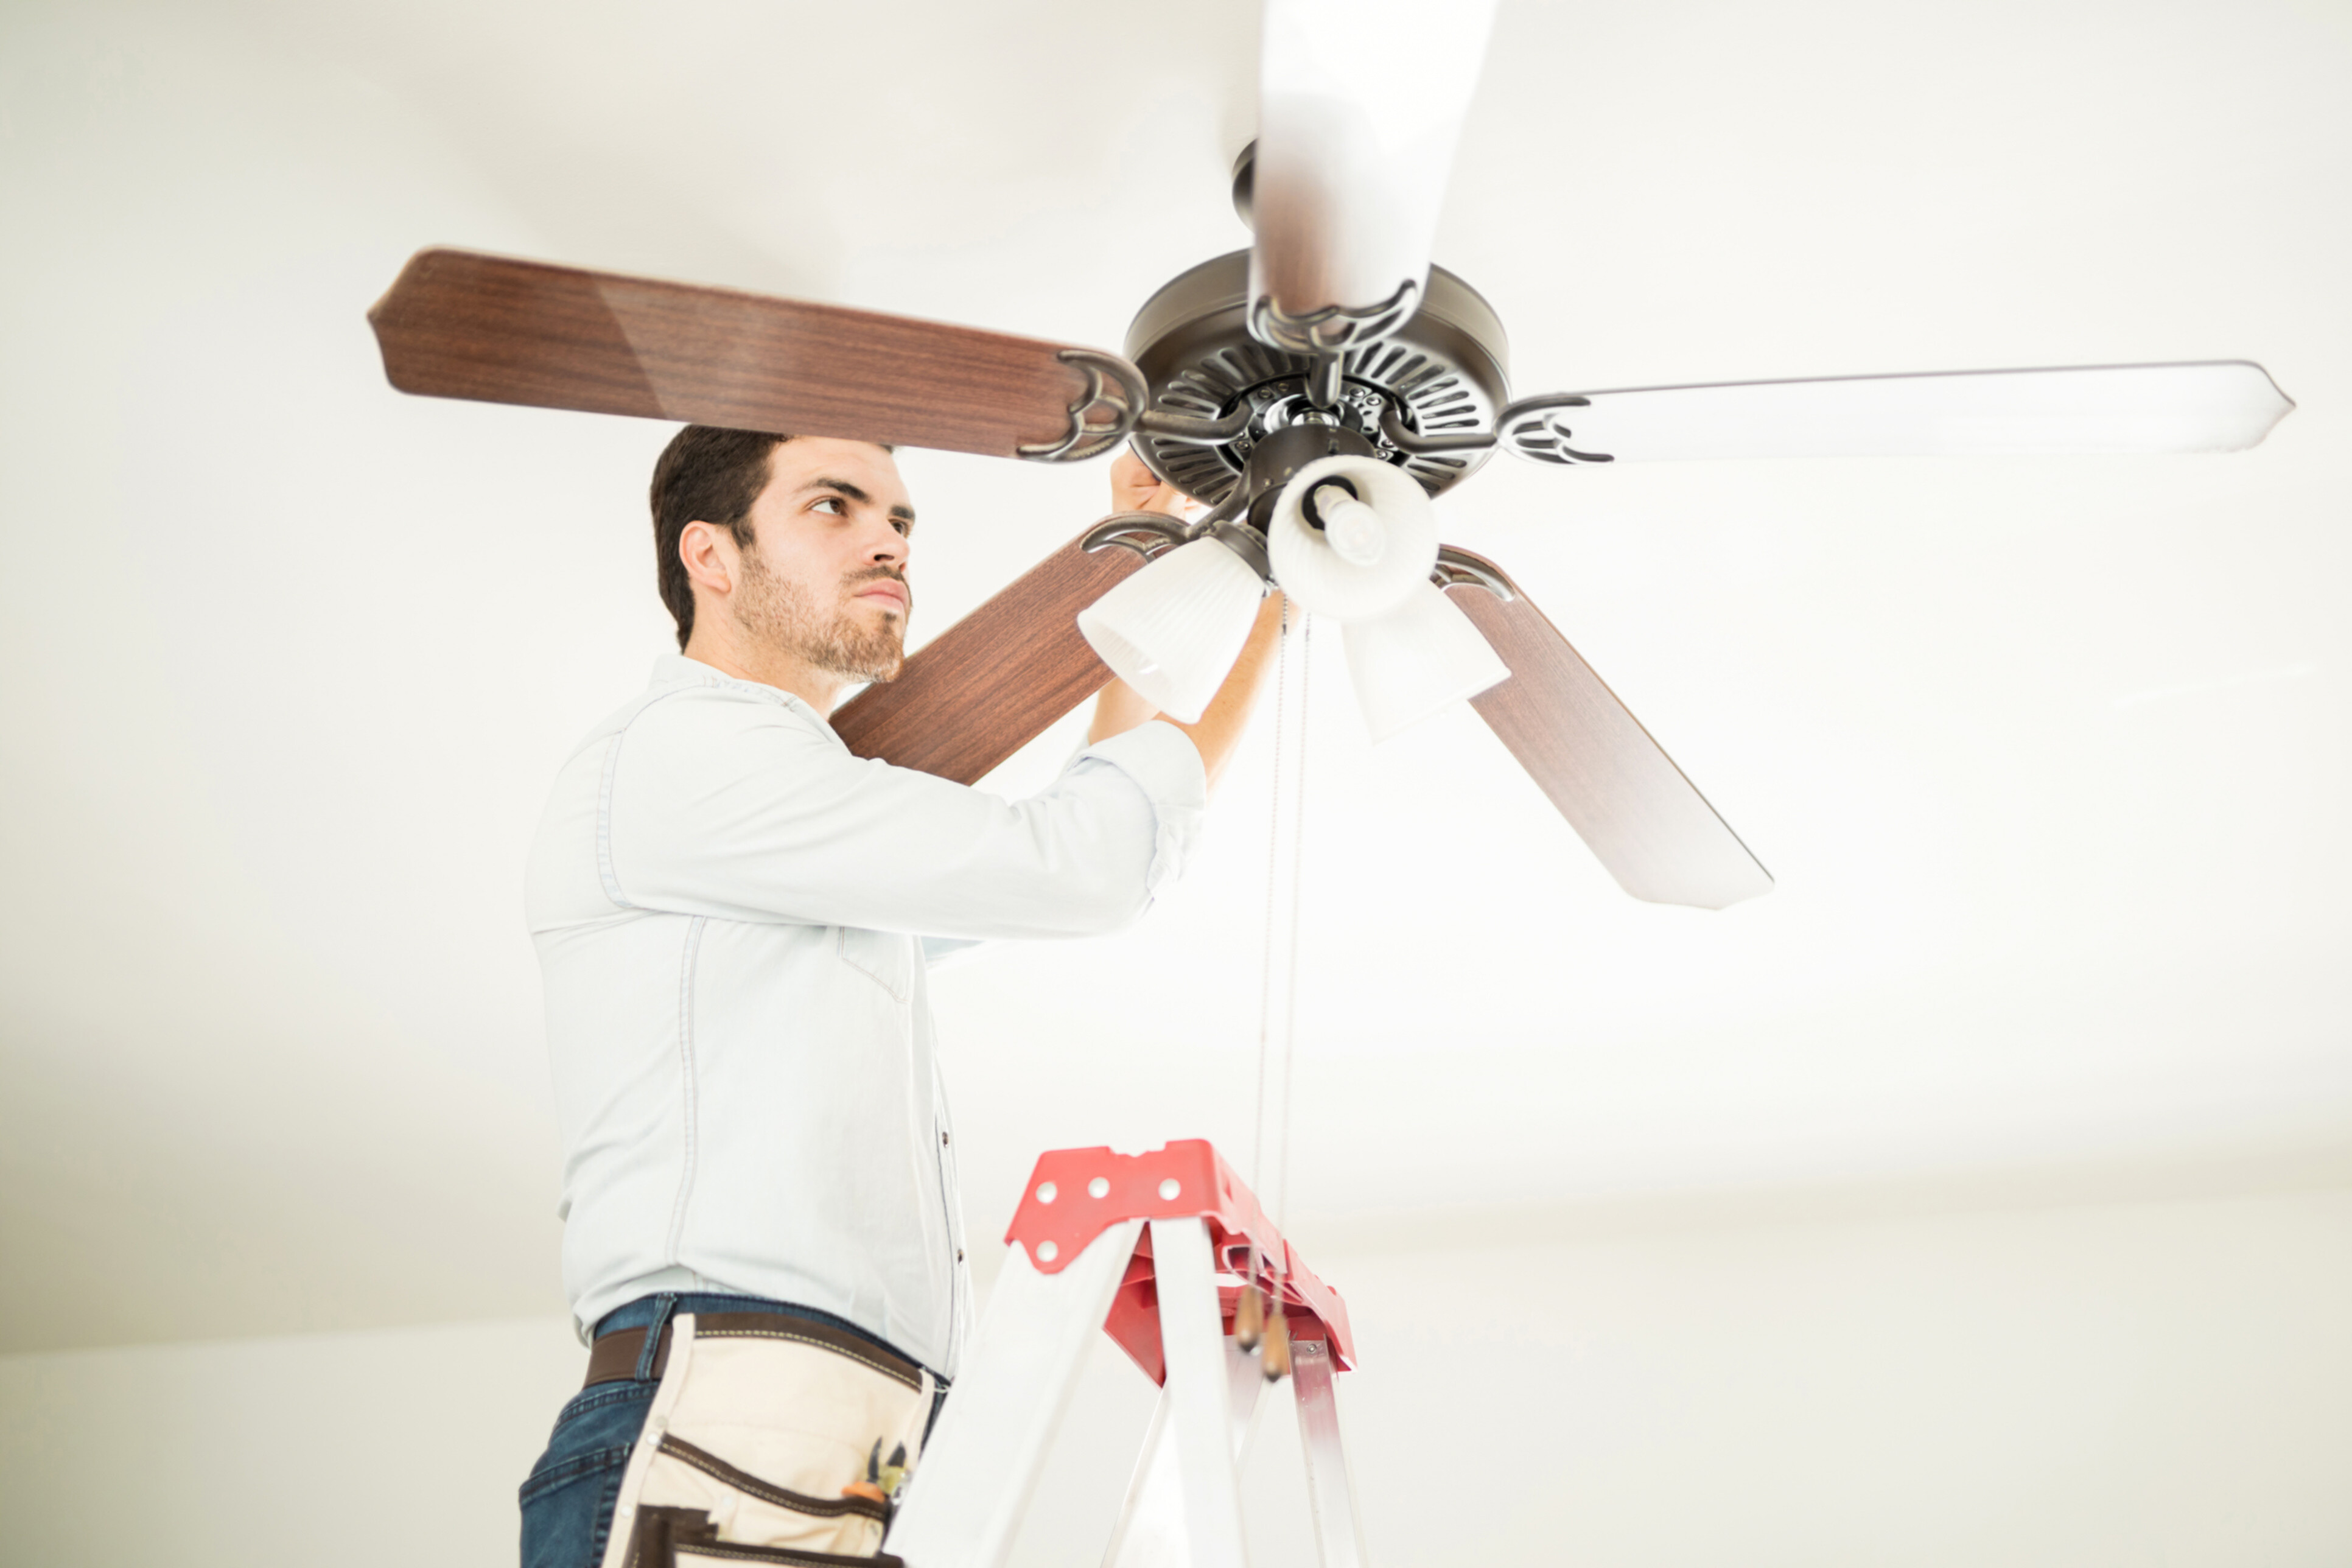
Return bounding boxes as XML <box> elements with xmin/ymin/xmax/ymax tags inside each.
<box><xmin>2</xmin><ymin>0</ymin><xmax>2345</xmax><ymax>1351</ymax></box>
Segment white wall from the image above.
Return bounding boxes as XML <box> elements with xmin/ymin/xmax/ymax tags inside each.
<box><xmin>6</xmin><ymin>1184</ymin><xmax>2347</xmax><ymax>1567</ymax></box>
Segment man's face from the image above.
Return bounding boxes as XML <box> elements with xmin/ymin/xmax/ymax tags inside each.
<box><xmin>733</xmin><ymin>437</ymin><xmax>915</xmax><ymax>684</ymax></box>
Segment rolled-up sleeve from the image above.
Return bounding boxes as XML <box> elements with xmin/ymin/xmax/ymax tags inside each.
<box><xmin>1059</xmin><ymin>718</ymin><xmax>1207</xmax><ymax>898</ymax></box>
<box><xmin>600</xmin><ymin>689</ymin><xmax>1208</xmax><ymax>940</ymax></box>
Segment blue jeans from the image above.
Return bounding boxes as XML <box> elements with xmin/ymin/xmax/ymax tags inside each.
<box><xmin>517</xmin><ymin>1292</ymin><xmax>937</xmax><ymax>1568</ymax></box>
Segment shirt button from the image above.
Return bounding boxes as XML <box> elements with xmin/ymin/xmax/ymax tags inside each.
<box><xmin>956</xmin><ymin>1250</ymin><xmax>965</xmax><ymax>1262</ymax></box>
<box><xmin>940</xmin><ymin>1131</ymin><xmax>950</xmax><ymax>1146</ymax></box>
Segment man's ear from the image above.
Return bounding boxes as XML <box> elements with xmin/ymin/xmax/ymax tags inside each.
<box><xmin>679</xmin><ymin>520</ymin><xmax>738</xmax><ymax>601</ymax></box>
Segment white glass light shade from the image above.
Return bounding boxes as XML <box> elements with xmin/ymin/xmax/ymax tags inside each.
<box><xmin>1343</xmin><ymin>581</ymin><xmax>1511</xmax><ymax>743</ymax></box>
<box><xmin>1266</xmin><ymin>455</ymin><xmax>1439</xmax><ymax>621</ymax></box>
<box><xmin>1076</xmin><ymin>537</ymin><xmax>1266</xmax><ymax>724</ymax></box>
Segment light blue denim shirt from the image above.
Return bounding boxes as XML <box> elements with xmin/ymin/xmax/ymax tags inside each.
<box><xmin>526</xmin><ymin>655</ymin><xmax>1208</xmax><ymax>1376</ymax></box>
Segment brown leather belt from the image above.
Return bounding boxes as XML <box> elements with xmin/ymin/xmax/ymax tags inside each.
<box><xmin>584</xmin><ymin>1310</ymin><xmax>925</xmax><ymax>1391</ymax></box>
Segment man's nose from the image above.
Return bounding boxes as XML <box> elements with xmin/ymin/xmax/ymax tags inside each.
<box><xmin>863</xmin><ymin>522</ymin><xmax>907</xmax><ymax>565</ymax></box>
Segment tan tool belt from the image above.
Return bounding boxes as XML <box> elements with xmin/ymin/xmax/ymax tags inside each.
<box><xmin>595</xmin><ymin>1311</ymin><xmax>935</xmax><ymax>1568</ymax></box>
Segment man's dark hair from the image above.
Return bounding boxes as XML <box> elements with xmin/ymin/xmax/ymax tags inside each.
<box><xmin>650</xmin><ymin>425</ymin><xmax>791</xmax><ymax>651</ymax></box>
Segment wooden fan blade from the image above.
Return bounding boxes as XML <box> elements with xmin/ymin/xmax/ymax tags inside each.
<box><xmin>367</xmin><ymin>248</ymin><xmax>1124</xmax><ymax>458</ymax></box>
<box><xmin>1251</xmin><ymin>0</ymin><xmax>1497</xmax><ymax>340</ymax></box>
<box><xmin>1502</xmin><ymin>361</ymin><xmax>2294</xmax><ymax>464</ymax></box>
<box><xmin>830</xmin><ymin>531</ymin><xmax>1146</xmax><ymax>784</ymax></box>
<box><xmin>1443</xmin><ymin>551</ymin><xmax>1772</xmax><ymax>909</ymax></box>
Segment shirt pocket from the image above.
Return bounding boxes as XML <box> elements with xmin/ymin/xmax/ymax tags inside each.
<box><xmin>835</xmin><ymin>926</ymin><xmax>912</xmax><ymax>1004</ymax></box>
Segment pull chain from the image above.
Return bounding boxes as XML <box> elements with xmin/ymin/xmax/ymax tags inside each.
<box><xmin>1248</xmin><ymin>597</ymin><xmax>1290</xmax><ymax>1239</ymax></box>
<box><xmin>1276</xmin><ymin>609</ymin><xmax>1312</xmax><ymax>1246</ymax></box>
<box><xmin>1241</xmin><ymin>597</ymin><xmax>1289</xmax><ymax>1354</ymax></box>
<box><xmin>1245</xmin><ymin>602</ymin><xmax>1312</xmax><ymax>1376</ymax></box>
<box><xmin>1263</xmin><ymin>611</ymin><xmax>1311</xmax><ymax>1381</ymax></box>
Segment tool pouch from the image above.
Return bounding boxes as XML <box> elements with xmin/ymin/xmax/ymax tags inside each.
<box><xmin>598</xmin><ymin>1312</ymin><xmax>934</xmax><ymax>1567</ymax></box>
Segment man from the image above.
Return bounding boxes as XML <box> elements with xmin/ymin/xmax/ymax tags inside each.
<box><xmin>517</xmin><ymin>426</ymin><xmax>1281</xmax><ymax>1568</ymax></box>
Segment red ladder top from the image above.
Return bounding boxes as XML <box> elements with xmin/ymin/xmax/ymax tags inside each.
<box><xmin>1003</xmin><ymin>1139</ymin><xmax>1357</xmax><ymax>1379</ymax></box>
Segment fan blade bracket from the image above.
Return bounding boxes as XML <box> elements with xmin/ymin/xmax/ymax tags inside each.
<box><xmin>1496</xmin><ymin>394</ymin><xmax>1615</xmax><ymax>465</ymax></box>
<box><xmin>1133</xmin><ymin>402</ymin><xmax>1255</xmax><ymax>447</ymax></box>
<box><xmin>1081</xmin><ymin>511</ymin><xmax>1192</xmax><ymax>562</ymax></box>
<box><xmin>1429</xmin><ymin>546</ymin><xmax>1516</xmax><ymax>600</ymax></box>
<box><xmin>1015</xmin><ymin>350</ymin><xmax>1151</xmax><ymax>463</ymax></box>
<box><xmin>1383</xmin><ymin>402</ymin><xmax>1500</xmax><ymax>457</ymax></box>
<box><xmin>1245</xmin><ymin>278</ymin><xmax>1423</xmax><ymax>357</ymax></box>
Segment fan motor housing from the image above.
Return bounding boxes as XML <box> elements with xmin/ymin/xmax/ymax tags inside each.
<box><xmin>1124</xmin><ymin>250</ymin><xmax>1510</xmax><ymax>506</ymax></box>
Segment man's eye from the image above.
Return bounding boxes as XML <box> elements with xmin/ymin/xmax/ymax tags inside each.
<box><xmin>812</xmin><ymin>496</ymin><xmax>846</xmax><ymax>516</ymax></box>
<box><xmin>891</xmin><ymin>519</ymin><xmax>911</xmax><ymax>537</ymax></box>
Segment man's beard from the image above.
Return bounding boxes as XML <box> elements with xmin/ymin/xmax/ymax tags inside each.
<box><xmin>736</xmin><ymin>551</ymin><xmax>908</xmax><ymax>684</ymax></box>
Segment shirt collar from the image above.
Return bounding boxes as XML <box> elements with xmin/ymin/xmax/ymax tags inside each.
<box><xmin>649</xmin><ymin>653</ymin><xmax>844</xmax><ymax>747</ymax></box>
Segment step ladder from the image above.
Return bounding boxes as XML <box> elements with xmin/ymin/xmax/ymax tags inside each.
<box><xmin>886</xmin><ymin>1140</ymin><xmax>1365</xmax><ymax>1568</ymax></box>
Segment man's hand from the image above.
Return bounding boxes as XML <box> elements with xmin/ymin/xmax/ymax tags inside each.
<box><xmin>1108</xmin><ymin>447</ymin><xmax>1189</xmax><ymax>519</ymax></box>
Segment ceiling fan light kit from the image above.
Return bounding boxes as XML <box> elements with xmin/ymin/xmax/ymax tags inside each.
<box><xmin>1075</xmin><ymin>536</ymin><xmax>1269</xmax><ymax>725</ymax></box>
<box><xmin>365</xmin><ymin>0</ymin><xmax>2295</xmax><ymax>911</ymax></box>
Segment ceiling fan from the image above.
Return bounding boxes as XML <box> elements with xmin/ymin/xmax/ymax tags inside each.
<box><xmin>363</xmin><ymin>0</ymin><xmax>2293</xmax><ymax>912</ymax></box>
